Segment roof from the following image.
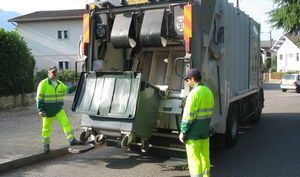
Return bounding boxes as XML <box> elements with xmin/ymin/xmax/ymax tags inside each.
<box><xmin>8</xmin><ymin>9</ymin><xmax>87</xmax><ymax>23</ymax></box>
<box><xmin>271</xmin><ymin>34</ymin><xmax>300</xmax><ymax>52</ymax></box>
<box><xmin>285</xmin><ymin>34</ymin><xmax>300</xmax><ymax>47</ymax></box>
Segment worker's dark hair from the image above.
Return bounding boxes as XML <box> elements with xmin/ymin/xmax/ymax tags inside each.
<box><xmin>193</xmin><ymin>72</ymin><xmax>202</xmax><ymax>82</ymax></box>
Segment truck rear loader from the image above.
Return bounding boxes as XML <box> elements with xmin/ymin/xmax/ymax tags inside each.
<box><xmin>72</xmin><ymin>0</ymin><xmax>264</xmax><ymax>154</ymax></box>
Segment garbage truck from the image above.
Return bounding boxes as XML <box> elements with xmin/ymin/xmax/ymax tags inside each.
<box><xmin>72</xmin><ymin>0</ymin><xmax>264</xmax><ymax>154</ymax></box>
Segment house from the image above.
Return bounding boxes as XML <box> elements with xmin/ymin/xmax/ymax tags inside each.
<box><xmin>9</xmin><ymin>9</ymin><xmax>87</xmax><ymax>71</ymax></box>
<box><xmin>260</xmin><ymin>40</ymin><xmax>275</xmax><ymax>63</ymax></box>
<box><xmin>272</xmin><ymin>34</ymin><xmax>300</xmax><ymax>72</ymax></box>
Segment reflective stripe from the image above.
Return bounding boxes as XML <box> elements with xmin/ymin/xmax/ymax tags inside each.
<box><xmin>66</xmin><ymin>131</ymin><xmax>74</xmax><ymax>136</ymax></box>
<box><xmin>191</xmin><ymin>174</ymin><xmax>202</xmax><ymax>177</ymax></box>
<box><xmin>38</xmin><ymin>94</ymin><xmax>44</xmax><ymax>98</ymax></box>
<box><xmin>44</xmin><ymin>94</ymin><xmax>65</xmax><ymax>98</ymax></box>
<box><xmin>66</xmin><ymin>131</ymin><xmax>75</xmax><ymax>140</ymax></box>
<box><xmin>83</xmin><ymin>13</ymin><xmax>90</xmax><ymax>43</ymax></box>
<box><xmin>181</xmin><ymin>119</ymin><xmax>193</xmax><ymax>123</ymax></box>
<box><xmin>42</xmin><ymin>137</ymin><xmax>50</xmax><ymax>143</ymax></box>
<box><xmin>195</xmin><ymin>115</ymin><xmax>212</xmax><ymax>120</ymax></box>
<box><xmin>43</xmin><ymin>97</ymin><xmax>64</xmax><ymax>102</ymax></box>
<box><xmin>189</xmin><ymin>108</ymin><xmax>214</xmax><ymax>117</ymax></box>
<box><xmin>44</xmin><ymin>100</ymin><xmax>64</xmax><ymax>104</ymax></box>
<box><xmin>203</xmin><ymin>170</ymin><xmax>210</xmax><ymax>177</ymax></box>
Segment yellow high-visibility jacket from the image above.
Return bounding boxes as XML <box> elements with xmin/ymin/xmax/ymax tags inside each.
<box><xmin>36</xmin><ymin>78</ymin><xmax>76</xmax><ymax>117</ymax></box>
<box><xmin>180</xmin><ymin>83</ymin><xmax>214</xmax><ymax>140</ymax></box>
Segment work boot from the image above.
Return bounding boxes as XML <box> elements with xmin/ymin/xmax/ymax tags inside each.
<box><xmin>69</xmin><ymin>138</ymin><xmax>81</xmax><ymax>146</ymax></box>
<box><xmin>43</xmin><ymin>144</ymin><xmax>50</xmax><ymax>154</ymax></box>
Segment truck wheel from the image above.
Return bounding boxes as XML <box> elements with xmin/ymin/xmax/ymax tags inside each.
<box><xmin>80</xmin><ymin>131</ymin><xmax>91</xmax><ymax>144</ymax></box>
<box><xmin>225</xmin><ymin>106</ymin><xmax>239</xmax><ymax>147</ymax></box>
<box><xmin>250</xmin><ymin>107</ymin><xmax>262</xmax><ymax>124</ymax></box>
<box><xmin>250</xmin><ymin>92</ymin><xmax>263</xmax><ymax>124</ymax></box>
<box><xmin>282</xmin><ymin>89</ymin><xmax>287</xmax><ymax>92</ymax></box>
<box><xmin>296</xmin><ymin>87</ymin><xmax>300</xmax><ymax>93</ymax></box>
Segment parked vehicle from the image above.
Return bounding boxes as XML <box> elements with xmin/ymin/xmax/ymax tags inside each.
<box><xmin>72</xmin><ymin>0</ymin><xmax>264</xmax><ymax>154</ymax></box>
<box><xmin>280</xmin><ymin>74</ymin><xmax>300</xmax><ymax>93</ymax></box>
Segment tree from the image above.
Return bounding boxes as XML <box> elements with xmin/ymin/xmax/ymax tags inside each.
<box><xmin>268</xmin><ymin>0</ymin><xmax>300</xmax><ymax>35</ymax></box>
<box><xmin>0</xmin><ymin>28</ymin><xmax>35</xmax><ymax>96</ymax></box>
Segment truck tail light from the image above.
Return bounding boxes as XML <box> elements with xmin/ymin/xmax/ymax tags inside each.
<box><xmin>82</xmin><ymin>42</ymin><xmax>88</xmax><ymax>56</ymax></box>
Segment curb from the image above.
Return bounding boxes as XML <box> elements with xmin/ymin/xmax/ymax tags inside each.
<box><xmin>0</xmin><ymin>147</ymin><xmax>69</xmax><ymax>174</ymax></box>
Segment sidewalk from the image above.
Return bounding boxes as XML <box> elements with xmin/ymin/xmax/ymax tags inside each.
<box><xmin>264</xmin><ymin>79</ymin><xmax>281</xmax><ymax>84</ymax></box>
<box><xmin>0</xmin><ymin>95</ymin><xmax>82</xmax><ymax>171</ymax></box>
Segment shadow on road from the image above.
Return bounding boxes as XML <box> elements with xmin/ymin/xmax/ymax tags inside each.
<box><xmin>211</xmin><ymin>112</ymin><xmax>300</xmax><ymax>177</ymax></box>
<box><xmin>263</xmin><ymin>83</ymin><xmax>280</xmax><ymax>90</ymax></box>
<box><xmin>103</xmin><ymin>154</ymin><xmax>166</xmax><ymax>169</ymax></box>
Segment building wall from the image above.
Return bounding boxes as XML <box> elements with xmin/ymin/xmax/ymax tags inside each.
<box><xmin>16</xmin><ymin>19</ymin><xmax>83</xmax><ymax>71</ymax></box>
<box><xmin>277</xmin><ymin>39</ymin><xmax>300</xmax><ymax>72</ymax></box>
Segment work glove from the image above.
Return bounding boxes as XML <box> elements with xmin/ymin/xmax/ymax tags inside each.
<box><xmin>179</xmin><ymin>132</ymin><xmax>186</xmax><ymax>144</ymax></box>
<box><xmin>38</xmin><ymin>111</ymin><xmax>46</xmax><ymax>117</ymax></box>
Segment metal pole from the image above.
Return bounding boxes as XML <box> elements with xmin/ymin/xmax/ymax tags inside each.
<box><xmin>269</xmin><ymin>30</ymin><xmax>272</xmax><ymax>82</ymax></box>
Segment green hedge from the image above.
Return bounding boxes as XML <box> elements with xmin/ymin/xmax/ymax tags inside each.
<box><xmin>57</xmin><ymin>69</ymin><xmax>77</xmax><ymax>83</ymax></box>
<box><xmin>0</xmin><ymin>29</ymin><xmax>35</xmax><ymax>96</ymax></box>
<box><xmin>34</xmin><ymin>69</ymin><xmax>48</xmax><ymax>89</ymax></box>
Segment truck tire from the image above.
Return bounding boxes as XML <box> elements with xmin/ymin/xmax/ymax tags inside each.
<box><xmin>282</xmin><ymin>89</ymin><xmax>287</xmax><ymax>92</ymax></box>
<box><xmin>225</xmin><ymin>105</ymin><xmax>239</xmax><ymax>147</ymax></box>
<box><xmin>250</xmin><ymin>90</ymin><xmax>263</xmax><ymax>124</ymax></box>
<box><xmin>296</xmin><ymin>87</ymin><xmax>300</xmax><ymax>93</ymax></box>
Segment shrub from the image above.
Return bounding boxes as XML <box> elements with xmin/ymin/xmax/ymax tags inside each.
<box><xmin>57</xmin><ymin>69</ymin><xmax>77</xmax><ymax>83</ymax></box>
<box><xmin>0</xmin><ymin>29</ymin><xmax>35</xmax><ymax>96</ymax></box>
<box><xmin>34</xmin><ymin>69</ymin><xmax>48</xmax><ymax>89</ymax></box>
<box><xmin>34</xmin><ymin>69</ymin><xmax>77</xmax><ymax>89</ymax></box>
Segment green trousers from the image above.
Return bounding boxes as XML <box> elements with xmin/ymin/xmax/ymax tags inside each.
<box><xmin>185</xmin><ymin>138</ymin><xmax>210</xmax><ymax>177</ymax></box>
<box><xmin>41</xmin><ymin>109</ymin><xmax>75</xmax><ymax>145</ymax></box>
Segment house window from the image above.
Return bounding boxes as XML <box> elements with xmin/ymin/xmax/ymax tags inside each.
<box><xmin>65</xmin><ymin>61</ymin><xmax>69</xmax><ymax>69</ymax></box>
<box><xmin>280</xmin><ymin>54</ymin><xmax>282</xmax><ymax>60</ymax></box>
<box><xmin>57</xmin><ymin>31</ymin><xmax>62</xmax><ymax>39</ymax></box>
<box><xmin>57</xmin><ymin>30</ymin><xmax>68</xmax><ymax>39</ymax></box>
<box><xmin>58</xmin><ymin>61</ymin><xmax>69</xmax><ymax>70</ymax></box>
<box><xmin>64</xmin><ymin>30</ymin><xmax>68</xmax><ymax>39</ymax></box>
<box><xmin>297</xmin><ymin>53</ymin><xmax>299</xmax><ymax>61</ymax></box>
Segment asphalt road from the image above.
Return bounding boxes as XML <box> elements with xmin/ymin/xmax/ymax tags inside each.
<box><xmin>1</xmin><ymin>83</ymin><xmax>300</xmax><ymax>177</ymax></box>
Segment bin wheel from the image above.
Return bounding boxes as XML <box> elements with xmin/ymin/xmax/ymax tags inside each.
<box><xmin>91</xmin><ymin>129</ymin><xmax>98</xmax><ymax>136</ymax></box>
<box><xmin>141</xmin><ymin>140</ymin><xmax>149</xmax><ymax>153</ymax></box>
<box><xmin>121</xmin><ymin>135</ymin><xmax>130</xmax><ymax>149</ymax></box>
<box><xmin>80</xmin><ymin>131</ymin><xmax>91</xmax><ymax>144</ymax></box>
<box><xmin>94</xmin><ymin>134</ymin><xmax>104</xmax><ymax>145</ymax></box>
